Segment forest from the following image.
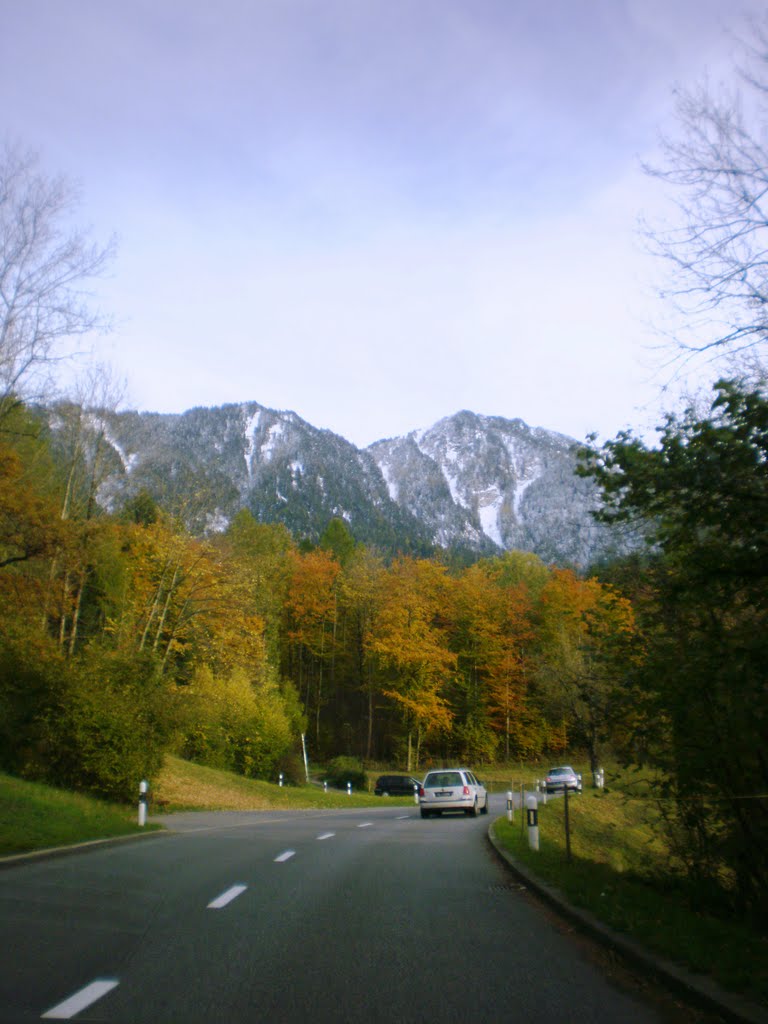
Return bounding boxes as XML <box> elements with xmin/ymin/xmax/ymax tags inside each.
<box><xmin>0</xmin><ymin>397</ymin><xmax>636</xmax><ymax>794</ymax></box>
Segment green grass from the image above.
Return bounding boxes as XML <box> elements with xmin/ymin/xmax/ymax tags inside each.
<box><xmin>491</xmin><ymin>774</ymin><xmax>768</xmax><ymax>1006</ymax></box>
<box><xmin>0</xmin><ymin>772</ymin><xmax>160</xmax><ymax>856</ymax></box>
<box><xmin>154</xmin><ymin>755</ymin><xmax>413</xmax><ymax>811</ymax></box>
<box><xmin>0</xmin><ymin>756</ymin><xmax>414</xmax><ymax>858</ymax></box>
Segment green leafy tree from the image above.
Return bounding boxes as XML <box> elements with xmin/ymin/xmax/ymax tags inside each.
<box><xmin>319</xmin><ymin>517</ymin><xmax>357</xmax><ymax>566</ymax></box>
<box><xmin>579</xmin><ymin>379</ymin><xmax>768</xmax><ymax>914</ymax></box>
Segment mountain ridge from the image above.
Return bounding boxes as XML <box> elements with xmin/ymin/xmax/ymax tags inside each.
<box><xmin>59</xmin><ymin>399</ymin><xmax>629</xmax><ymax>566</ymax></box>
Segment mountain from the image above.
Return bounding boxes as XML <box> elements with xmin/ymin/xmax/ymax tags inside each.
<box><xmin>64</xmin><ymin>400</ymin><xmax>629</xmax><ymax>566</ymax></box>
<box><xmin>369</xmin><ymin>411</ymin><xmax>619</xmax><ymax>566</ymax></box>
<box><xmin>92</xmin><ymin>402</ymin><xmax>437</xmax><ymax>554</ymax></box>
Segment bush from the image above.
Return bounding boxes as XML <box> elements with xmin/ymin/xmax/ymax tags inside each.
<box><xmin>277</xmin><ymin>752</ymin><xmax>306</xmax><ymax>786</ymax></box>
<box><xmin>324</xmin><ymin>756</ymin><xmax>367</xmax><ymax>791</ymax></box>
<box><xmin>177</xmin><ymin>666</ymin><xmax>297</xmax><ymax>781</ymax></box>
<box><xmin>0</xmin><ymin>634</ymin><xmax>66</xmax><ymax>779</ymax></box>
<box><xmin>49</xmin><ymin>650</ymin><xmax>170</xmax><ymax>802</ymax></box>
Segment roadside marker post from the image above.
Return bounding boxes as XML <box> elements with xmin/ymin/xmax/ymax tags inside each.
<box><xmin>413</xmin><ymin>783</ymin><xmax>419</xmax><ymax>805</ymax></box>
<box><xmin>279</xmin><ymin>772</ymin><xmax>284</xmax><ymax>787</ymax></box>
<box><xmin>138</xmin><ymin>780</ymin><xmax>148</xmax><ymax>827</ymax></box>
<box><xmin>526</xmin><ymin>793</ymin><xmax>539</xmax><ymax>852</ymax></box>
<box><xmin>506</xmin><ymin>791</ymin><xmax>513</xmax><ymax>823</ymax></box>
<box><xmin>347</xmin><ymin>782</ymin><xmax>352</xmax><ymax>796</ymax></box>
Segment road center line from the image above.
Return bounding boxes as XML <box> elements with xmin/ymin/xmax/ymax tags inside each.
<box><xmin>357</xmin><ymin>822</ymin><xmax>373</xmax><ymax>828</ymax></box>
<box><xmin>274</xmin><ymin>849</ymin><xmax>296</xmax><ymax>862</ymax></box>
<box><xmin>317</xmin><ymin>832</ymin><xmax>335</xmax><ymax>840</ymax></box>
<box><xmin>207</xmin><ymin>884</ymin><xmax>247</xmax><ymax>909</ymax></box>
<box><xmin>42</xmin><ymin>979</ymin><xmax>119</xmax><ymax>1019</ymax></box>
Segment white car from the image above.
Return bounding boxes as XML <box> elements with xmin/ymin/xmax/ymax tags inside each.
<box><xmin>419</xmin><ymin>768</ymin><xmax>489</xmax><ymax>818</ymax></box>
<box><xmin>545</xmin><ymin>765</ymin><xmax>583</xmax><ymax>794</ymax></box>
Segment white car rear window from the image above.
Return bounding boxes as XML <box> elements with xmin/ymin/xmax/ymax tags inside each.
<box><xmin>425</xmin><ymin>772</ymin><xmax>463</xmax><ymax>788</ymax></box>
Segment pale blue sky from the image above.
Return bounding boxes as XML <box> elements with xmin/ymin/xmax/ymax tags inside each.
<box><xmin>2</xmin><ymin>0</ymin><xmax>763</xmax><ymax>446</ymax></box>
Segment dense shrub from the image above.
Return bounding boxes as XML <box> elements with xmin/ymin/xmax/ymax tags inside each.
<box><xmin>324</xmin><ymin>756</ymin><xmax>367</xmax><ymax>791</ymax></box>
<box><xmin>0</xmin><ymin>638</ymin><xmax>169</xmax><ymax>802</ymax></box>
<box><xmin>177</xmin><ymin>666</ymin><xmax>297</xmax><ymax>780</ymax></box>
<box><xmin>0</xmin><ymin>634</ymin><xmax>66</xmax><ymax>780</ymax></box>
<box><xmin>49</xmin><ymin>650</ymin><xmax>170</xmax><ymax>802</ymax></box>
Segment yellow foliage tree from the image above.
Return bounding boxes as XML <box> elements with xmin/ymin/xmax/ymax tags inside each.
<box><xmin>535</xmin><ymin>569</ymin><xmax>639</xmax><ymax>772</ymax></box>
<box><xmin>371</xmin><ymin>557</ymin><xmax>455</xmax><ymax>770</ymax></box>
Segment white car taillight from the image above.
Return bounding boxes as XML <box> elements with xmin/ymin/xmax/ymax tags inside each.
<box><xmin>462</xmin><ymin>786</ymin><xmax>470</xmax><ymax>796</ymax></box>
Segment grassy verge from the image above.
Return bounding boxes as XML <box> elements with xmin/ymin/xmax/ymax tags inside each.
<box><xmin>153</xmin><ymin>755</ymin><xmax>412</xmax><ymax>811</ymax></box>
<box><xmin>0</xmin><ymin>756</ymin><xmax>415</xmax><ymax>858</ymax></box>
<box><xmin>0</xmin><ymin>772</ymin><xmax>160</xmax><ymax>856</ymax></box>
<box><xmin>491</xmin><ymin>779</ymin><xmax>768</xmax><ymax>1006</ymax></box>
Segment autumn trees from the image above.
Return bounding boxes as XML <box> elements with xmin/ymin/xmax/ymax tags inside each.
<box><xmin>0</xmin><ymin>145</ymin><xmax>644</xmax><ymax>794</ymax></box>
<box><xmin>274</xmin><ymin>539</ymin><xmax>635</xmax><ymax>772</ymax></box>
<box><xmin>0</xmin><ymin>404</ymin><xmax>642</xmax><ymax>801</ymax></box>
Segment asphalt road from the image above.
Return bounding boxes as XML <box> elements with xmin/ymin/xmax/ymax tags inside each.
<box><xmin>0</xmin><ymin>794</ymin><xmax>687</xmax><ymax>1023</ymax></box>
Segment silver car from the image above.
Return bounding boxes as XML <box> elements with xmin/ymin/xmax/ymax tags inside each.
<box><xmin>545</xmin><ymin>765</ymin><xmax>582</xmax><ymax>794</ymax></box>
<box><xmin>419</xmin><ymin>768</ymin><xmax>489</xmax><ymax>818</ymax></box>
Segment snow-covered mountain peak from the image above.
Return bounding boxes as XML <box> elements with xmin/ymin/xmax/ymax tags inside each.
<box><xmin>66</xmin><ymin>400</ymin><xmax>627</xmax><ymax>566</ymax></box>
<box><xmin>367</xmin><ymin>409</ymin><xmax>610</xmax><ymax>563</ymax></box>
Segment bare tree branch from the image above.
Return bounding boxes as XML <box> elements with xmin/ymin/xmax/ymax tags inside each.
<box><xmin>642</xmin><ymin>21</ymin><xmax>768</xmax><ymax>365</ymax></box>
<box><xmin>0</xmin><ymin>143</ymin><xmax>116</xmax><ymax>424</ymax></box>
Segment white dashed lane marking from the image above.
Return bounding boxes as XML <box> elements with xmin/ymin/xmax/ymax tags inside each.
<box><xmin>207</xmin><ymin>884</ymin><xmax>247</xmax><ymax>909</ymax></box>
<box><xmin>42</xmin><ymin>979</ymin><xmax>119</xmax><ymax>1019</ymax></box>
<box><xmin>39</xmin><ymin>820</ymin><xmax>415</xmax><ymax>1019</ymax></box>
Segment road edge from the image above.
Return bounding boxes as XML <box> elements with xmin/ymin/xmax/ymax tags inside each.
<box><xmin>487</xmin><ymin>820</ymin><xmax>768</xmax><ymax>1024</ymax></box>
<box><xmin>0</xmin><ymin>828</ymin><xmax>169</xmax><ymax>871</ymax></box>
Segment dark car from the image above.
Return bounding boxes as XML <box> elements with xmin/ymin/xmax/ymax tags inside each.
<box><xmin>374</xmin><ymin>774</ymin><xmax>421</xmax><ymax>796</ymax></box>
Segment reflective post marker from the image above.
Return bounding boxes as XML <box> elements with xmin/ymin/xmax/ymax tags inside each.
<box><xmin>506</xmin><ymin>791</ymin><xmax>513</xmax><ymax>823</ymax></box>
<box><xmin>138</xmin><ymin>780</ymin><xmax>148</xmax><ymax>827</ymax></box>
<box><xmin>526</xmin><ymin>793</ymin><xmax>539</xmax><ymax>851</ymax></box>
